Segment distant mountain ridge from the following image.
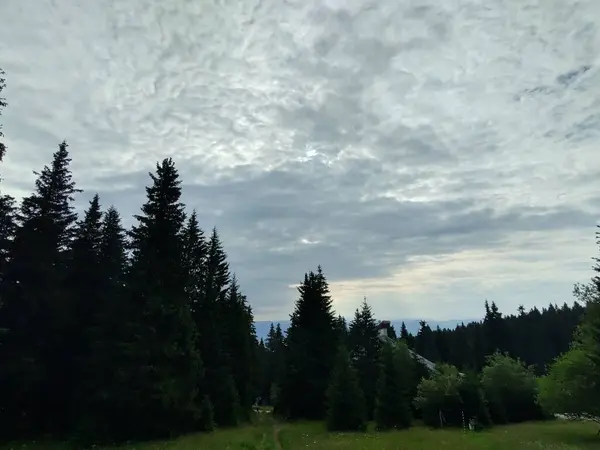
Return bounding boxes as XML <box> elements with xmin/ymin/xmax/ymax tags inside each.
<box><xmin>254</xmin><ymin>318</ymin><xmax>477</xmax><ymax>341</ymax></box>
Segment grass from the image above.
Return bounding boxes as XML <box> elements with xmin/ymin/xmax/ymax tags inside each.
<box><xmin>278</xmin><ymin>420</ymin><xmax>598</xmax><ymax>449</ymax></box>
<box><xmin>1</xmin><ymin>418</ymin><xmax>597</xmax><ymax>450</ymax></box>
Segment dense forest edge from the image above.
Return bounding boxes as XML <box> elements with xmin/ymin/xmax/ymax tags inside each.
<box><xmin>0</xmin><ymin>68</ymin><xmax>599</xmax><ymax>446</ymax></box>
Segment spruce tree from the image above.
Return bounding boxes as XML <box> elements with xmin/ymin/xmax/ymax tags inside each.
<box><xmin>335</xmin><ymin>314</ymin><xmax>348</xmax><ymax>344</ymax></box>
<box><xmin>0</xmin><ymin>141</ymin><xmax>80</xmax><ymax>437</ymax></box>
<box><xmin>484</xmin><ymin>301</ymin><xmax>509</xmax><ymax>355</ymax></box>
<box><xmin>222</xmin><ymin>274</ymin><xmax>256</xmax><ymax>419</ymax></box>
<box><xmin>98</xmin><ymin>206</ymin><xmax>128</xmax><ymax>286</ymax></box>
<box><xmin>0</xmin><ymin>67</ymin><xmax>14</xmax><ymax>286</ymax></box>
<box><xmin>182</xmin><ymin>210</ymin><xmax>207</xmax><ymax>310</ymax></box>
<box><xmin>66</xmin><ymin>194</ymin><xmax>103</xmax><ymax>430</ymax></box>
<box><xmin>254</xmin><ymin>338</ymin><xmax>269</xmax><ymax>404</ymax></box>
<box><xmin>278</xmin><ymin>266</ymin><xmax>338</xmax><ymax>419</ymax></box>
<box><xmin>415</xmin><ymin>320</ymin><xmax>439</xmax><ymax>362</ymax></box>
<box><xmin>0</xmin><ymin>68</ymin><xmax>7</xmax><ymax>162</ymax></box>
<box><xmin>180</xmin><ymin>211</ymin><xmax>214</xmax><ymax>430</ymax></box>
<box><xmin>325</xmin><ymin>344</ymin><xmax>366</xmax><ymax>431</ymax></box>
<box><xmin>392</xmin><ymin>341</ymin><xmax>414</xmax><ymax>427</ymax></box>
<box><xmin>119</xmin><ymin>158</ymin><xmax>203</xmax><ymax>440</ymax></box>
<box><xmin>374</xmin><ymin>342</ymin><xmax>412</xmax><ymax>430</ymax></box>
<box><xmin>0</xmin><ymin>193</ymin><xmax>15</xmax><ymax>285</ymax></box>
<box><xmin>75</xmin><ymin>205</ymin><xmax>131</xmax><ymax>440</ymax></box>
<box><xmin>265</xmin><ymin>323</ymin><xmax>286</xmax><ymax>405</ymax></box>
<box><xmin>198</xmin><ymin>227</ymin><xmax>240</xmax><ymax>426</ymax></box>
<box><xmin>347</xmin><ymin>298</ymin><xmax>380</xmax><ymax>420</ymax></box>
<box><xmin>400</xmin><ymin>321</ymin><xmax>409</xmax><ymax>340</ymax></box>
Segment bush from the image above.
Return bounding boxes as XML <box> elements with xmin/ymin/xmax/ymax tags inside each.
<box><xmin>481</xmin><ymin>353</ymin><xmax>544</xmax><ymax>424</ymax></box>
<box><xmin>414</xmin><ymin>364</ymin><xmax>462</xmax><ymax>428</ymax></box>
<box><xmin>409</xmin><ymin>358</ymin><xmax>431</xmax><ymax>419</ymax></box>
<box><xmin>325</xmin><ymin>345</ymin><xmax>367</xmax><ymax>431</ymax></box>
<box><xmin>539</xmin><ymin>344</ymin><xmax>600</xmax><ymax>422</ymax></box>
<box><xmin>457</xmin><ymin>370</ymin><xmax>492</xmax><ymax>427</ymax></box>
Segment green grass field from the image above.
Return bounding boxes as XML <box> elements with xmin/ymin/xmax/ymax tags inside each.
<box><xmin>2</xmin><ymin>418</ymin><xmax>597</xmax><ymax>450</ymax></box>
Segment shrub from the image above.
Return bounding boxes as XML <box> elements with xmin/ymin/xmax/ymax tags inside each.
<box><xmin>481</xmin><ymin>353</ymin><xmax>544</xmax><ymax>424</ymax></box>
<box><xmin>414</xmin><ymin>364</ymin><xmax>490</xmax><ymax>429</ymax></box>
<box><xmin>539</xmin><ymin>344</ymin><xmax>600</xmax><ymax>423</ymax></box>
<box><xmin>414</xmin><ymin>364</ymin><xmax>463</xmax><ymax>428</ymax></box>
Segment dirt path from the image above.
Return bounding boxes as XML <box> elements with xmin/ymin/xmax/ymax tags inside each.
<box><xmin>273</xmin><ymin>424</ymin><xmax>283</xmax><ymax>450</ymax></box>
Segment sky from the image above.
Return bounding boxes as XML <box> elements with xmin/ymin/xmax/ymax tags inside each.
<box><xmin>1</xmin><ymin>0</ymin><xmax>599</xmax><ymax>323</ymax></box>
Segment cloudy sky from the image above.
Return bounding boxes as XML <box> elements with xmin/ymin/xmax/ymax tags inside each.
<box><xmin>1</xmin><ymin>0</ymin><xmax>599</xmax><ymax>322</ymax></box>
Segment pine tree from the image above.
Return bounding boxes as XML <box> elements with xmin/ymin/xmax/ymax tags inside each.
<box><xmin>74</xmin><ymin>205</ymin><xmax>131</xmax><ymax>440</ymax></box>
<box><xmin>182</xmin><ymin>211</ymin><xmax>207</xmax><ymax>310</ymax></box>
<box><xmin>264</xmin><ymin>323</ymin><xmax>286</xmax><ymax>405</ymax></box>
<box><xmin>0</xmin><ymin>193</ymin><xmax>15</xmax><ymax>284</ymax></box>
<box><xmin>374</xmin><ymin>342</ymin><xmax>412</xmax><ymax>430</ymax></box>
<box><xmin>198</xmin><ymin>227</ymin><xmax>240</xmax><ymax>426</ymax></box>
<box><xmin>388</xmin><ymin>324</ymin><xmax>398</xmax><ymax>340</ymax></box>
<box><xmin>0</xmin><ymin>67</ymin><xmax>14</xmax><ymax>287</ymax></box>
<box><xmin>325</xmin><ymin>344</ymin><xmax>366</xmax><ymax>431</ymax></box>
<box><xmin>400</xmin><ymin>321</ymin><xmax>409</xmax><ymax>340</ymax></box>
<box><xmin>118</xmin><ymin>158</ymin><xmax>203</xmax><ymax>440</ymax></box>
<box><xmin>98</xmin><ymin>206</ymin><xmax>128</xmax><ymax>286</ymax></box>
<box><xmin>66</xmin><ymin>194</ymin><xmax>103</xmax><ymax>430</ymax></box>
<box><xmin>254</xmin><ymin>338</ymin><xmax>269</xmax><ymax>404</ymax></box>
<box><xmin>0</xmin><ymin>141</ymin><xmax>81</xmax><ymax>437</ymax></box>
<box><xmin>347</xmin><ymin>298</ymin><xmax>380</xmax><ymax>420</ymax></box>
<box><xmin>448</xmin><ymin>323</ymin><xmax>470</xmax><ymax>369</ymax></box>
<box><xmin>180</xmin><ymin>211</ymin><xmax>214</xmax><ymax>430</ymax></box>
<box><xmin>594</xmin><ymin>225</ymin><xmax>600</xmax><ymax>294</ymax></box>
<box><xmin>222</xmin><ymin>274</ymin><xmax>256</xmax><ymax>419</ymax></box>
<box><xmin>335</xmin><ymin>314</ymin><xmax>348</xmax><ymax>344</ymax></box>
<box><xmin>484</xmin><ymin>301</ymin><xmax>509</xmax><ymax>355</ymax></box>
<box><xmin>278</xmin><ymin>266</ymin><xmax>338</xmax><ymax>419</ymax></box>
<box><xmin>415</xmin><ymin>321</ymin><xmax>439</xmax><ymax>362</ymax></box>
<box><xmin>0</xmin><ymin>193</ymin><xmax>14</xmax><ymax>342</ymax></box>
<box><xmin>21</xmin><ymin>141</ymin><xmax>81</xmax><ymax>250</ymax></box>
<box><xmin>0</xmin><ymin>68</ymin><xmax>7</xmax><ymax>162</ymax></box>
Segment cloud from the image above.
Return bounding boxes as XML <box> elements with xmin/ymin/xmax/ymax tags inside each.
<box><xmin>1</xmin><ymin>0</ymin><xmax>599</xmax><ymax>321</ymax></box>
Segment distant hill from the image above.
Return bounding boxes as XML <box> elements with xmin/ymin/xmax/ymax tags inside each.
<box><xmin>254</xmin><ymin>318</ymin><xmax>477</xmax><ymax>341</ymax></box>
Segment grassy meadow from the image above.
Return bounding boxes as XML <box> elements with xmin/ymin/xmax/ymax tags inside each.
<box><xmin>278</xmin><ymin>420</ymin><xmax>598</xmax><ymax>450</ymax></box>
<box><xmin>2</xmin><ymin>417</ymin><xmax>598</xmax><ymax>450</ymax></box>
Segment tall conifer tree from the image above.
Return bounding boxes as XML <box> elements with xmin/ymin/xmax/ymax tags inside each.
<box><xmin>374</xmin><ymin>342</ymin><xmax>412</xmax><ymax>430</ymax></box>
<box><xmin>0</xmin><ymin>141</ymin><xmax>80</xmax><ymax>436</ymax></box>
<box><xmin>0</xmin><ymin>68</ymin><xmax>15</xmax><ymax>287</ymax></box>
<box><xmin>348</xmin><ymin>298</ymin><xmax>380</xmax><ymax>419</ymax></box>
<box><xmin>198</xmin><ymin>227</ymin><xmax>240</xmax><ymax>426</ymax></box>
<box><xmin>66</xmin><ymin>194</ymin><xmax>103</xmax><ymax>430</ymax></box>
<box><xmin>222</xmin><ymin>274</ymin><xmax>256</xmax><ymax>418</ymax></box>
<box><xmin>278</xmin><ymin>266</ymin><xmax>338</xmax><ymax>419</ymax></box>
<box><xmin>75</xmin><ymin>205</ymin><xmax>131</xmax><ymax>440</ymax></box>
<box><xmin>325</xmin><ymin>344</ymin><xmax>366</xmax><ymax>431</ymax></box>
<box><xmin>0</xmin><ymin>68</ymin><xmax>7</xmax><ymax>162</ymax></box>
<box><xmin>118</xmin><ymin>158</ymin><xmax>204</xmax><ymax>440</ymax></box>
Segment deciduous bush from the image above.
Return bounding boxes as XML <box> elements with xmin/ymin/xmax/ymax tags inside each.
<box><xmin>539</xmin><ymin>292</ymin><xmax>600</xmax><ymax>426</ymax></box>
<box><xmin>413</xmin><ymin>364</ymin><xmax>488</xmax><ymax>428</ymax></box>
<box><xmin>481</xmin><ymin>353</ymin><xmax>544</xmax><ymax>424</ymax></box>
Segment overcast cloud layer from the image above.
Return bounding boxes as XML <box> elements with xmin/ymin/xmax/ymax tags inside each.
<box><xmin>1</xmin><ymin>0</ymin><xmax>599</xmax><ymax>321</ymax></box>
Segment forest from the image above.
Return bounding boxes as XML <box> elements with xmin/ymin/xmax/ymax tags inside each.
<box><xmin>0</xmin><ymin>68</ymin><xmax>599</xmax><ymax>446</ymax></box>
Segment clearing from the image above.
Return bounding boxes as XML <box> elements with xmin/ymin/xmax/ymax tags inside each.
<box><xmin>1</xmin><ymin>418</ymin><xmax>597</xmax><ymax>449</ymax></box>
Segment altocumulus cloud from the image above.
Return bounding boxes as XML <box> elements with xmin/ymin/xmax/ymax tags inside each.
<box><xmin>1</xmin><ymin>0</ymin><xmax>599</xmax><ymax>321</ymax></box>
